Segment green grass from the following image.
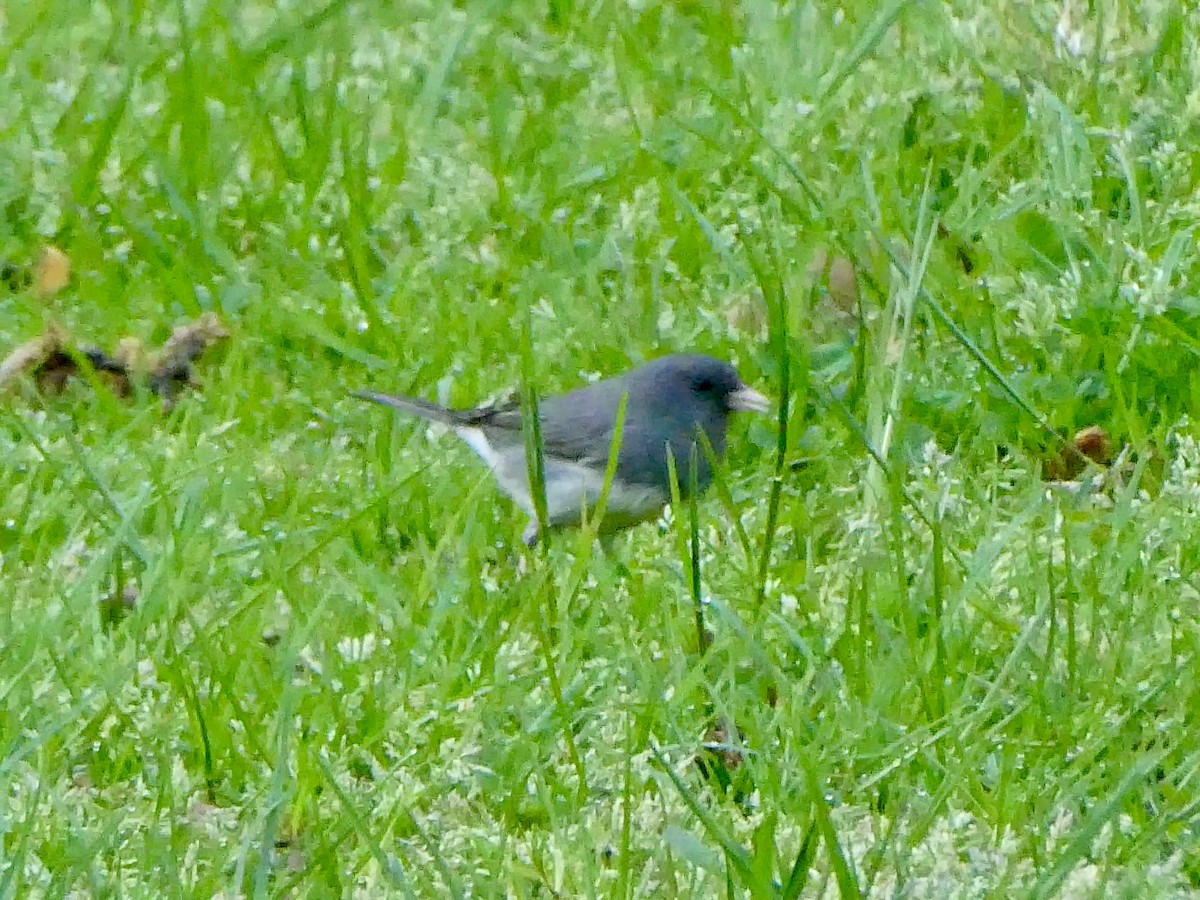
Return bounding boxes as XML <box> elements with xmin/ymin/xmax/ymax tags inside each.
<box><xmin>3</xmin><ymin>0</ymin><xmax>1200</xmax><ymax>895</ymax></box>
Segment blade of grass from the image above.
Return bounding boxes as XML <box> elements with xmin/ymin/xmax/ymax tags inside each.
<box><xmin>739</xmin><ymin>216</ymin><xmax>794</xmax><ymax>610</ymax></box>
<box><xmin>577</xmin><ymin>391</ymin><xmax>629</xmax><ymax>544</ymax></box>
<box><xmin>688</xmin><ymin>446</ymin><xmax>704</xmax><ymax>654</ymax></box>
<box><xmin>619</xmin><ymin>714</ymin><xmax>636</xmax><ymax>900</ymax></box>
<box><xmin>666</xmin><ymin>448</ymin><xmax>706</xmax><ymax>657</ymax></box>
<box><xmin>0</xmin><ymin>748</ymin><xmax>42</xmax><ymax>900</ymax></box>
<box><xmin>62</xmin><ymin>428</ymin><xmax>153</xmax><ymax>567</ymax></box>
<box><xmin>520</xmin><ymin>307</ymin><xmax>549</xmax><ymax>548</ymax></box>
<box><xmin>244</xmin><ymin>0</ymin><xmax>358</xmax><ymax>70</ymax></box>
<box><xmin>650</xmin><ymin>745</ymin><xmax>775</xmax><ymax>897</ymax></box>
<box><xmin>781</xmin><ymin>821</ymin><xmax>820</xmax><ymax>900</ymax></box>
<box><xmin>815</xmin><ymin>0</ymin><xmax>912</xmax><ymax>106</ymax></box>
<box><xmin>1031</xmin><ymin>748</ymin><xmax>1167</xmax><ymax>900</ymax></box>
<box><xmin>315</xmin><ymin>752</ymin><xmax>416</xmax><ymax>895</ymax></box>
<box><xmin>163</xmin><ymin>631</ymin><xmax>218</xmax><ymax>804</ymax></box>
<box><xmin>696</xmin><ymin>433</ymin><xmax>755</xmax><ymax>575</ymax></box>
<box><xmin>72</xmin><ymin>68</ymin><xmax>138</xmax><ymax>206</ymax></box>
<box><xmin>251</xmin><ymin>682</ymin><xmax>297</xmax><ymax>895</ymax></box>
<box><xmin>864</xmin><ymin>166</ymin><xmax>936</xmax><ymax>513</ymax></box>
<box><xmin>516</xmin><ymin>311</ymin><xmax>588</xmax><ymax>801</ymax></box>
<box><xmin>808</xmin><ymin>768</ymin><xmax>861</xmax><ymax>900</ymax></box>
<box><xmin>408</xmin><ymin>11</ymin><xmax>473</xmax><ymax>139</ymax></box>
<box><xmin>928</xmin><ymin>507</ymin><xmax>948</xmax><ymax>720</ymax></box>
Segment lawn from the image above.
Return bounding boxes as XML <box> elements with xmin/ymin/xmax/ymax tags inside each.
<box><xmin>3</xmin><ymin>0</ymin><xmax>1200</xmax><ymax>896</ymax></box>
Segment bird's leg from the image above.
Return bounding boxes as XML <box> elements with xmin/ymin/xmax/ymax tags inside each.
<box><xmin>522</xmin><ymin>520</ymin><xmax>541</xmax><ymax>548</ymax></box>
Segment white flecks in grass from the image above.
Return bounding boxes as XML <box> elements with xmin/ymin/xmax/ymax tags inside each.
<box><xmin>337</xmin><ymin>632</ymin><xmax>378</xmax><ymax>664</ymax></box>
<box><xmin>136</xmin><ymin>658</ymin><xmax>160</xmax><ymax>690</ymax></box>
<box><xmin>1162</xmin><ymin>425</ymin><xmax>1200</xmax><ymax>508</ymax></box>
<box><xmin>1053</xmin><ymin>2</ymin><xmax>1088</xmax><ymax>59</ymax></box>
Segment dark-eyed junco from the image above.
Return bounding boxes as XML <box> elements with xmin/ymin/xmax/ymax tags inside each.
<box><xmin>356</xmin><ymin>353</ymin><xmax>770</xmax><ymax>545</ymax></box>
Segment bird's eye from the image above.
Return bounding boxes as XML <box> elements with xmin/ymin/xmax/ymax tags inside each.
<box><xmin>694</xmin><ymin>378</ymin><xmax>714</xmax><ymax>393</ymax></box>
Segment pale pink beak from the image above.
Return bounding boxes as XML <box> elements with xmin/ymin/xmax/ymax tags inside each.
<box><xmin>728</xmin><ymin>385</ymin><xmax>771</xmax><ymax>414</ymax></box>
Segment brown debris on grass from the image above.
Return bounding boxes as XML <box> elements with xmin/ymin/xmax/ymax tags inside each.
<box><xmin>700</xmin><ymin>716</ymin><xmax>745</xmax><ymax>773</ymax></box>
<box><xmin>0</xmin><ymin>325</ymin><xmax>70</xmax><ymax>391</ymax></box>
<box><xmin>100</xmin><ymin>583</ymin><xmax>139</xmax><ymax>627</ymax></box>
<box><xmin>148</xmin><ymin>313</ymin><xmax>229</xmax><ymax>408</ymax></box>
<box><xmin>0</xmin><ymin>314</ymin><xmax>227</xmax><ymax>408</ymax></box>
<box><xmin>694</xmin><ymin>715</ymin><xmax>751</xmax><ymax>802</ymax></box>
<box><xmin>1</xmin><ymin>245</ymin><xmax>72</xmax><ymax>298</ymax></box>
<box><xmin>33</xmin><ymin>245</ymin><xmax>71</xmax><ymax>298</ymax></box>
<box><xmin>1044</xmin><ymin>426</ymin><xmax>1114</xmax><ymax>482</ymax></box>
<box><xmin>1071</xmin><ymin>426</ymin><xmax>1113</xmax><ymax>466</ymax></box>
<box><xmin>0</xmin><ymin>324</ymin><xmax>127</xmax><ymax>395</ymax></box>
<box><xmin>808</xmin><ymin>246</ymin><xmax>860</xmax><ymax>320</ymax></box>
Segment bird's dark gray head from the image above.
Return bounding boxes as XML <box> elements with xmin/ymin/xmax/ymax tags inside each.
<box><xmin>600</xmin><ymin>354</ymin><xmax>769</xmax><ymax>497</ymax></box>
<box><xmin>631</xmin><ymin>354</ymin><xmax>770</xmax><ymax>416</ymax></box>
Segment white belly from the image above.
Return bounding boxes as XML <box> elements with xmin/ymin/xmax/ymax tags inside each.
<box><xmin>454</xmin><ymin>426</ymin><xmax>666</xmax><ymax>529</ymax></box>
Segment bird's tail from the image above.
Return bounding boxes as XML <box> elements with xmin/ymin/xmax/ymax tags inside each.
<box><xmin>352</xmin><ymin>391</ymin><xmax>465</xmax><ymax>426</ymax></box>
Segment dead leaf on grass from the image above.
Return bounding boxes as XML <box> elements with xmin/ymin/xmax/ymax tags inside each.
<box><xmin>1044</xmin><ymin>425</ymin><xmax>1113</xmax><ymax>482</ymax></box>
<box><xmin>33</xmin><ymin>245</ymin><xmax>71</xmax><ymax>298</ymax></box>
<box><xmin>149</xmin><ymin>313</ymin><xmax>230</xmax><ymax>407</ymax></box>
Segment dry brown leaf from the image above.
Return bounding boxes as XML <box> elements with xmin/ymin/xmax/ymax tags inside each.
<box><xmin>808</xmin><ymin>247</ymin><xmax>859</xmax><ymax>317</ymax></box>
<box><xmin>725</xmin><ymin>292</ymin><xmax>767</xmax><ymax>336</ymax></box>
<box><xmin>1044</xmin><ymin>426</ymin><xmax>1114</xmax><ymax>482</ymax></box>
<box><xmin>700</xmin><ymin>716</ymin><xmax>745</xmax><ymax>773</ymax></box>
<box><xmin>33</xmin><ymin>245</ymin><xmax>71</xmax><ymax>298</ymax></box>
<box><xmin>827</xmin><ymin>255</ymin><xmax>858</xmax><ymax>312</ymax></box>
<box><xmin>1</xmin><ymin>314</ymin><xmax>226</xmax><ymax>408</ymax></box>
<box><xmin>89</xmin><ymin>350</ymin><xmax>135</xmax><ymax>396</ymax></box>
<box><xmin>1073</xmin><ymin>426</ymin><xmax>1112</xmax><ymax>465</ymax></box>
<box><xmin>149</xmin><ymin>313</ymin><xmax>229</xmax><ymax>406</ymax></box>
<box><xmin>100</xmin><ymin>583</ymin><xmax>139</xmax><ymax>626</ymax></box>
<box><xmin>0</xmin><ymin>325</ymin><xmax>68</xmax><ymax>390</ymax></box>
<box><xmin>2</xmin><ymin>327</ymin><xmax>132</xmax><ymax>398</ymax></box>
<box><xmin>115</xmin><ymin>336</ymin><xmax>147</xmax><ymax>372</ymax></box>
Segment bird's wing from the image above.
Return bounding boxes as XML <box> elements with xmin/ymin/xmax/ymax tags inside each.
<box><xmin>538</xmin><ymin>378</ymin><xmax>721</xmax><ymax>492</ymax></box>
<box><xmin>520</xmin><ymin>381</ymin><xmax>629</xmax><ymax>463</ymax></box>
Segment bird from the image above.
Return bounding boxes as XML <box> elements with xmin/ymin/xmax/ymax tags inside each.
<box><xmin>355</xmin><ymin>353</ymin><xmax>770</xmax><ymax>546</ymax></box>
